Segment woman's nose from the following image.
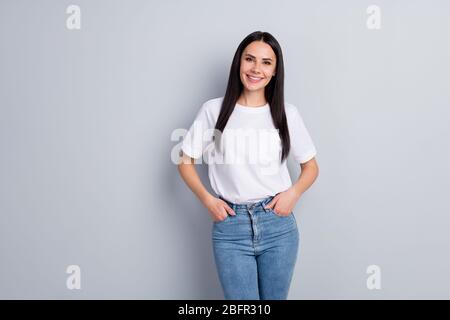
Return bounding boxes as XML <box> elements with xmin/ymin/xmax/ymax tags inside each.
<box><xmin>250</xmin><ymin>67</ymin><xmax>261</xmax><ymax>74</ymax></box>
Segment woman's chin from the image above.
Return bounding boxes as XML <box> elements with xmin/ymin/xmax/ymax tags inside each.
<box><xmin>243</xmin><ymin>83</ymin><xmax>265</xmax><ymax>91</ymax></box>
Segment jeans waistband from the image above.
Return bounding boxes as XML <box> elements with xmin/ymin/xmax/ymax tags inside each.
<box><xmin>218</xmin><ymin>195</ymin><xmax>276</xmax><ymax>212</ymax></box>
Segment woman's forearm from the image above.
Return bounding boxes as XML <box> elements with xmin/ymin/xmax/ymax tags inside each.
<box><xmin>178</xmin><ymin>155</ymin><xmax>214</xmax><ymax>204</ymax></box>
<box><xmin>291</xmin><ymin>159</ymin><xmax>319</xmax><ymax>198</ymax></box>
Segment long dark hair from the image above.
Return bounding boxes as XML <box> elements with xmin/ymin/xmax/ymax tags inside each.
<box><xmin>214</xmin><ymin>31</ymin><xmax>290</xmax><ymax>163</ymax></box>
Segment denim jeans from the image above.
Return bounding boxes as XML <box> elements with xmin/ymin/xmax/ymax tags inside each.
<box><xmin>212</xmin><ymin>195</ymin><xmax>299</xmax><ymax>300</ymax></box>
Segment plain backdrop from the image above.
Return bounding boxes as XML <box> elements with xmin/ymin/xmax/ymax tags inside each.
<box><xmin>1</xmin><ymin>0</ymin><xmax>449</xmax><ymax>299</ymax></box>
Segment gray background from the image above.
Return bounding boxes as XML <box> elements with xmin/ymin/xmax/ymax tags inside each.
<box><xmin>1</xmin><ymin>0</ymin><xmax>449</xmax><ymax>299</ymax></box>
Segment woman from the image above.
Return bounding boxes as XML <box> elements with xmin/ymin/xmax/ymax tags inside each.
<box><xmin>178</xmin><ymin>31</ymin><xmax>319</xmax><ymax>300</ymax></box>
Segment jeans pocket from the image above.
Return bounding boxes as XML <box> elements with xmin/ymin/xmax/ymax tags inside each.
<box><xmin>269</xmin><ymin>208</ymin><xmax>292</xmax><ymax>218</ymax></box>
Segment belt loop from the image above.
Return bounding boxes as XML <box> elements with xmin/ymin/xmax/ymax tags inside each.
<box><xmin>263</xmin><ymin>195</ymin><xmax>273</xmax><ymax>213</ymax></box>
<box><xmin>262</xmin><ymin>198</ymin><xmax>268</xmax><ymax>213</ymax></box>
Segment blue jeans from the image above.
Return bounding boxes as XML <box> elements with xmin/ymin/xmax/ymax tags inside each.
<box><xmin>212</xmin><ymin>195</ymin><xmax>299</xmax><ymax>300</ymax></box>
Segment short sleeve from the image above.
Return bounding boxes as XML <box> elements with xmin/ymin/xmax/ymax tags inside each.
<box><xmin>181</xmin><ymin>102</ymin><xmax>214</xmax><ymax>159</ymax></box>
<box><xmin>287</xmin><ymin>105</ymin><xmax>317</xmax><ymax>164</ymax></box>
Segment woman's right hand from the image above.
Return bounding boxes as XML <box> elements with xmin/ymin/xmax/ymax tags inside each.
<box><xmin>202</xmin><ymin>195</ymin><xmax>236</xmax><ymax>222</ymax></box>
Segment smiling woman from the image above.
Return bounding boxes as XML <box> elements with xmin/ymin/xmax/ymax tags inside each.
<box><xmin>178</xmin><ymin>31</ymin><xmax>319</xmax><ymax>300</ymax></box>
<box><xmin>240</xmin><ymin>47</ymin><xmax>276</xmax><ymax>88</ymax></box>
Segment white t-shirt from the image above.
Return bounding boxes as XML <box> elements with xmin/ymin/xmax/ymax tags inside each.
<box><xmin>181</xmin><ymin>97</ymin><xmax>317</xmax><ymax>204</ymax></box>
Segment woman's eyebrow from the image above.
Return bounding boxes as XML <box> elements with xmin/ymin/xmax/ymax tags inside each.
<box><xmin>244</xmin><ymin>53</ymin><xmax>273</xmax><ymax>61</ymax></box>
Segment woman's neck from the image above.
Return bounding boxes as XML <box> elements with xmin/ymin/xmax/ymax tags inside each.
<box><xmin>237</xmin><ymin>91</ymin><xmax>266</xmax><ymax>107</ymax></box>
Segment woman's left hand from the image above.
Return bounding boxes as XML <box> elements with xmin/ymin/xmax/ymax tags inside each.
<box><xmin>264</xmin><ymin>188</ymin><xmax>301</xmax><ymax>216</ymax></box>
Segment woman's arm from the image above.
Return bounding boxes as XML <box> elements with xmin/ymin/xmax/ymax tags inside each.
<box><xmin>265</xmin><ymin>158</ymin><xmax>319</xmax><ymax>215</ymax></box>
<box><xmin>292</xmin><ymin>158</ymin><xmax>319</xmax><ymax>197</ymax></box>
<box><xmin>177</xmin><ymin>152</ymin><xmax>236</xmax><ymax>221</ymax></box>
<box><xmin>177</xmin><ymin>152</ymin><xmax>213</xmax><ymax>204</ymax></box>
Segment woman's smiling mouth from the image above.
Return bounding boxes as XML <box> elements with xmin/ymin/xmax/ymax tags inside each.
<box><xmin>246</xmin><ymin>74</ymin><xmax>264</xmax><ymax>83</ymax></box>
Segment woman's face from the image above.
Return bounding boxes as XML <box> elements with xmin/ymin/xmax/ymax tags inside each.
<box><xmin>239</xmin><ymin>41</ymin><xmax>277</xmax><ymax>92</ymax></box>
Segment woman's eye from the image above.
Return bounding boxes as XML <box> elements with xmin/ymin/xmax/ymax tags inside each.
<box><xmin>244</xmin><ymin>57</ymin><xmax>271</xmax><ymax>65</ymax></box>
